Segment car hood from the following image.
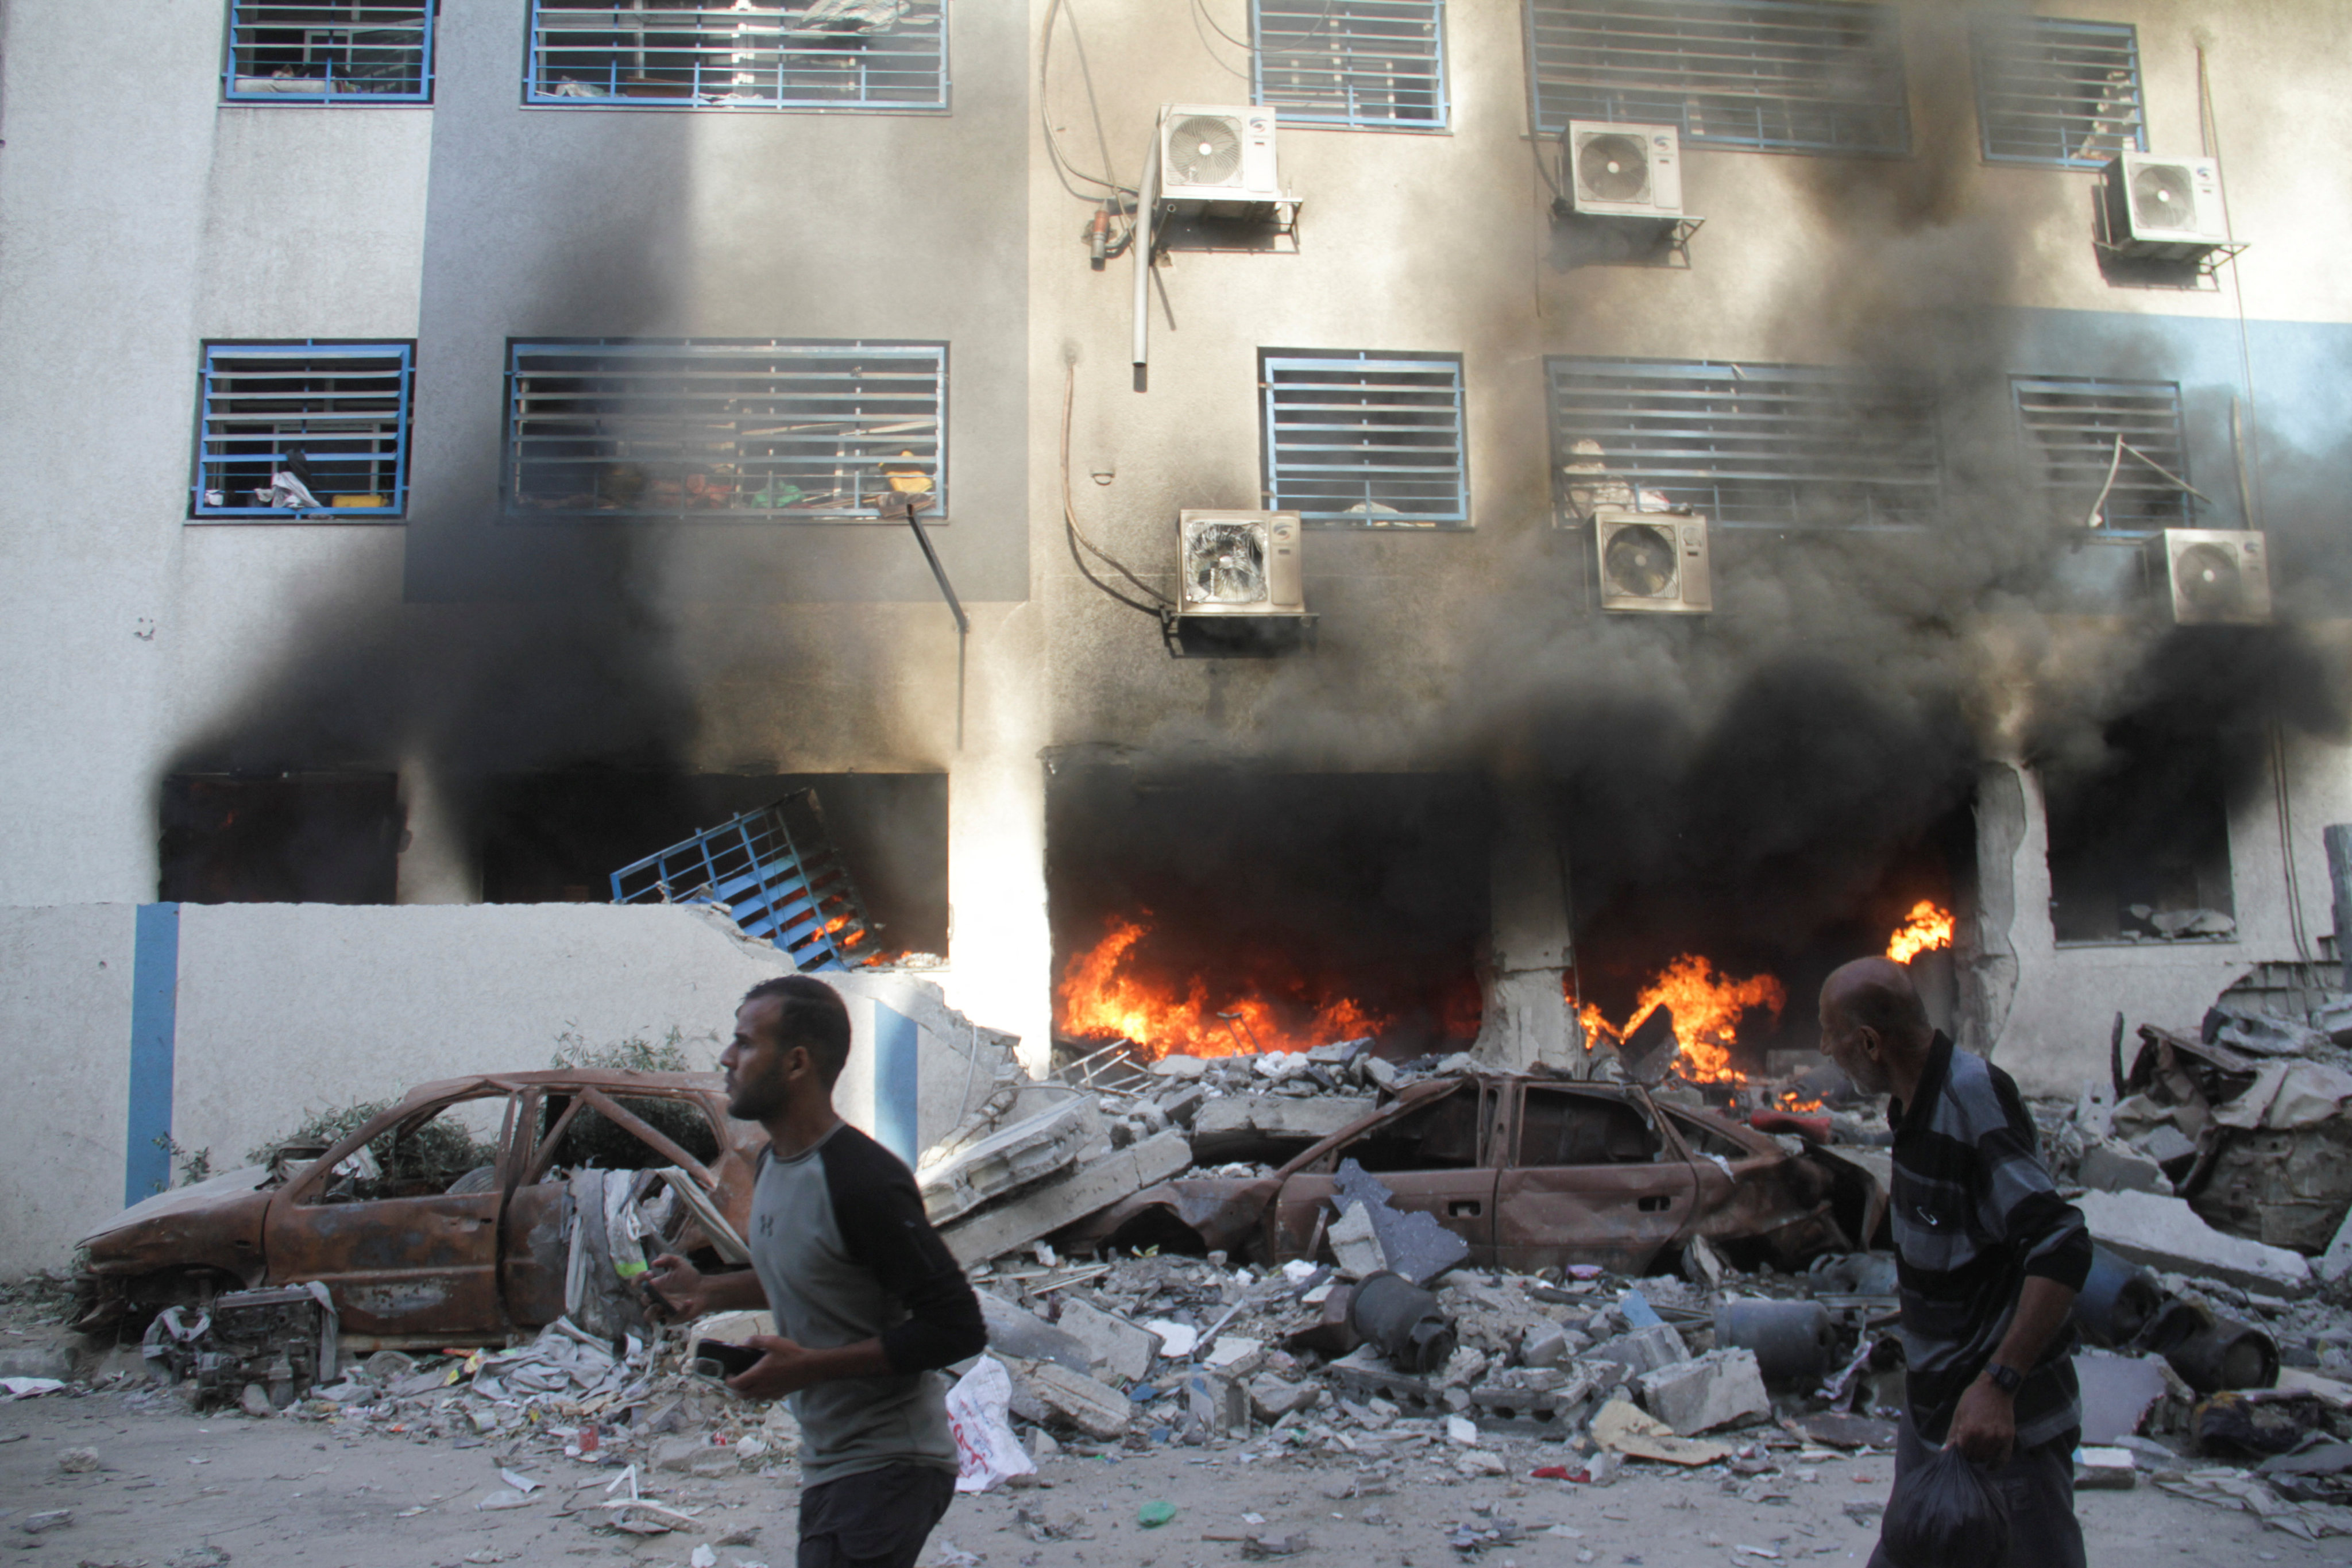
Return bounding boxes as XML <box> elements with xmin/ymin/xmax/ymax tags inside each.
<box><xmin>78</xmin><ymin>1164</ymin><xmax>276</xmax><ymax>1276</ymax></box>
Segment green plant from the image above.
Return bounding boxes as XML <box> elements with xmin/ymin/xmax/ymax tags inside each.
<box><xmin>550</xmin><ymin>1025</ymin><xmax>694</xmax><ymax>1074</ymax></box>
<box><xmin>155</xmin><ymin>1134</ymin><xmax>213</xmax><ymax>1189</ymax></box>
<box><xmin>244</xmin><ymin>1098</ymin><xmax>498</xmax><ymax>1188</ymax></box>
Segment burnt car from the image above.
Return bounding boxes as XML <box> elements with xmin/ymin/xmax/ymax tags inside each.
<box><xmin>1066</xmin><ymin>1072</ymin><xmax>1887</xmax><ymax>1275</ymax></box>
<box><xmin>75</xmin><ymin>1070</ymin><xmax>766</xmax><ymax>1349</ymax></box>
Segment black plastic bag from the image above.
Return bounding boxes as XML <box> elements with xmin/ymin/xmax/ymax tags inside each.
<box><xmin>1880</xmin><ymin>1445</ymin><xmax>2011</xmax><ymax>1567</ymax></box>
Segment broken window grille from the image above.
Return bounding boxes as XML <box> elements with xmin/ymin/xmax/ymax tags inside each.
<box><xmin>226</xmin><ymin>2</ymin><xmax>436</xmax><ymax>102</ymax></box>
<box><xmin>1525</xmin><ymin>0</ymin><xmax>1910</xmax><ymax>155</ymax></box>
<box><xmin>1253</xmin><ymin>0</ymin><xmax>1447</xmax><ymax>131</ymax></box>
<box><xmin>1547</xmin><ymin>355</ymin><xmax>1941</xmax><ymax>528</ymax></box>
<box><xmin>526</xmin><ymin>1</ymin><xmax>948</xmax><ymax>110</ymax></box>
<box><xmin>192</xmin><ymin>342</ymin><xmax>415</xmax><ymax>519</ymax></box>
<box><xmin>505</xmin><ymin>339</ymin><xmax>946</xmax><ymax>519</ymax></box>
<box><xmin>609</xmin><ymin>790</ymin><xmax>879</xmax><ymax>971</ymax></box>
<box><xmin>1970</xmin><ymin>15</ymin><xmax>2144</xmax><ymax>168</ymax></box>
<box><xmin>1262</xmin><ymin>350</ymin><xmax>1467</xmax><ymax>527</ymax></box>
<box><xmin>2013</xmin><ymin>375</ymin><xmax>2192</xmax><ymax>531</ymax></box>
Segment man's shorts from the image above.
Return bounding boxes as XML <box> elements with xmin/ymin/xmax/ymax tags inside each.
<box><xmin>797</xmin><ymin>1462</ymin><xmax>957</xmax><ymax>1568</ymax></box>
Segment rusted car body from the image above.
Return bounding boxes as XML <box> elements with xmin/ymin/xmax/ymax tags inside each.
<box><xmin>1067</xmin><ymin>1073</ymin><xmax>1886</xmax><ymax>1275</ymax></box>
<box><xmin>75</xmin><ymin>1070</ymin><xmax>765</xmax><ymax>1349</ymax></box>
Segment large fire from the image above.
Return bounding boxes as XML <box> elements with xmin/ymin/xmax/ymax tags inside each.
<box><xmin>1884</xmin><ymin>900</ymin><xmax>1955</xmax><ymax>964</ymax></box>
<box><xmin>1575</xmin><ymin>955</ymin><xmax>1787</xmax><ymax>1084</ymax></box>
<box><xmin>1056</xmin><ymin>915</ymin><xmax>1396</xmax><ymax>1059</ymax></box>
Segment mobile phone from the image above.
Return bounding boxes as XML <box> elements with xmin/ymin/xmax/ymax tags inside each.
<box><xmin>690</xmin><ymin>1339</ymin><xmax>764</xmax><ymax>1381</ymax></box>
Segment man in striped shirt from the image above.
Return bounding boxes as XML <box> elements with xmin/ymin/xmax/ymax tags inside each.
<box><xmin>1818</xmin><ymin>957</ymin><xmax>2092</xmax><ymax>1568</ymax></box>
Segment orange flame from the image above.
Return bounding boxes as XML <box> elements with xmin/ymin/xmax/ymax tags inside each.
<box><xmin>1056</xmin><ymin>915</ymin><xmax>1390</xmax><ymax>1059</ymax></box>
<box><xmin>1575</xmin><ymin>955</ymin><xmax>1787</xmax><ymax>1083</ymax></box>
<box><xmin>1884</xmin><ymin>901</ymin><xmax>1955</xmax><ymax>964</ymax></box>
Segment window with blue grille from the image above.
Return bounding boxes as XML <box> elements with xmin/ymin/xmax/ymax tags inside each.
<box><xmin>527</xmin><ymin>1</ymin><xmax>948</xmax><ymax>110</ymax></box>
<box><xmin>192</xmin><ymin>343</ymin><xmax>414</xmax><ymax>520</ymax></box>
<box><xmin>225</xmin><ymin>2</ymin><xmax>435</xmax><ymax>103</ymax></box>
<box><xmin>505</xmin><ymin>340</ymin><xmax>947</xmax><ymax>519</ymax></box>
<box><xmin>1254</xmin><ymin>1</ymin><xmax>1447</xmax><ymax>131</ymax></box>
<box><xmin>1261</xmin><ymin>350</ymin><xmax>1467</xmax><ymax>527</ymax></box>
<box><xmin>1525</xmin><ymin>0</ymin><xmax>1909</xmax><ymax>155</ymax></box>
<box><xmin>1546</xmin><ymin>356</ymin><xmax>1941</xmax><ymax>528</ymax></box>
<box><xmin>2014</xmin><ymin>376</ymin><xmax>2189</xmax><ymax>531</ymax></box>
<box><xmin>1971</xmin><ymin>16</ymin><xmax>2144</xmax><ymax>168</ymax></box>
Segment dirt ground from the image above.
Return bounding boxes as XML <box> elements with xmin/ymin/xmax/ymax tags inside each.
<box><xmin>0</xmin><ymin>1382</ymin><xmax>2336</xmax><ymax>1568</ymax></box>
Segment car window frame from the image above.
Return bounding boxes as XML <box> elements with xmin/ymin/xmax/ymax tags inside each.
<box><xmin>287</xmin><ymin>1083</ymin><xmax>520</xmax><ymax>1206</ymax></box>
<box><xmin>517</xmin><ymin>1082</ymin><xmax>727</xmax><ymax>1191</ymax></box>
<box><xmin>1280</xmin><ymin>1077</ymin><xmax>1496</xmax><ymax>1179</ymax></box>
<box><xmin>1505</xmin><ymin>1082</ymin><xmax>1677</xmax><ymax>1169</ymax></box>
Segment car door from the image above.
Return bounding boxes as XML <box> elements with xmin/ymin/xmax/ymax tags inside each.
<box><xmin>1270</xmin><ymin>1079</ymin><xmax>1503</xmax><ymax>1266</ymax></box>
<box><xmin>261</xmin><ymin>1088</ymin><xmax>516</xmax><ymax>1343</ymax></box>
<box><xmin>1491</xmin><ymin>1082</ymin><xmax>1696</xmax><ymax>1274</ymax></box>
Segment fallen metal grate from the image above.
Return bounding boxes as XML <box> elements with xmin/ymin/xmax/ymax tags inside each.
<box><xmin>609</xmin><ymin>790</ymin><xmax>878</xmax><ymax>971</ymax></box>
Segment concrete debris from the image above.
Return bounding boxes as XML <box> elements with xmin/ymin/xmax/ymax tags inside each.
<box><xmin>919</xmin><ymin>1099</ymin><xmax>1098</xmax><ymax>1227</ymax></box>
<box><xmin>1192</xmin><ymin>1094</ymin><xmax>1376</xmax><ymax>1161</ymax></box>
<box><xmin>2074</xmin><ymin>1446</ymin><xmax>2138</xmax><ymax>1489</ymax></box>
<box><xmin>1326</xmin><ymin>1203</ymin><xmax>1387</xmax><ymax>1279</ymax></box>
<box><xmin>1636</xmin><ymin>1349</ymin><xmax>1771</xmax><ymax>1436</ymax></box>
<box><xmin>1021</xmin><ymin>1361</ymin><xmax>1131</xmax><ymax>1440</ymax></box>
<box><xmin>2076</xmin><ymin>1191</ymin><xmax>2314</xmax><ymax>1296</ymax></box>
<box><xmin>1334</xmin><ymin>1160</ymin><xmax>1471</xmax><ymax>1287</ymax></box>
<box><xmin>940</xmin><ymin>1131</ymin><xmax>1191</xmax><ymax>1268</ymax></box>
<box><xmin>976</xmin><ymin>1291</ymin><xmax>1093</xmax><ymax>1375</ymax></box>
<box><xmin>1051</xmin><ymin>1300</ymin><xmax>1158</xmax><ymax>1384</ymax></box>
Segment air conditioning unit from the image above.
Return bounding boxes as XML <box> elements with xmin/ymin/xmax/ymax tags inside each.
<box><xmin>1158</xmin><ymin>105</ymin><xmax>1281</xmax><ymax>218</ymax></box>
<box><xmin>1560</xmin><ymin>122</ymin><xmax>1683</xmax><ymax>220</ymax></box>
<box><xmin>1177</xmin><ymin>510</ymin><xmax>1304</xmax><ymax>617</ymax></box>
<box><xmin>1595</xmin><ymin>507</ymin><xmax>1710</xmax><ymax>613</ymax></box>
<box><xmin>2162</xmin><ymin>528</ymin><xmax>2270</xmax><ymax>624</ymax></box>
<box><xmin>2102</xmin><ymin>153</ymin><xmax>2230</xmax><ymax>262</ymax></box>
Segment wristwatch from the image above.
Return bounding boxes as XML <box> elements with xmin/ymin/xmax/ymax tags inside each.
<box><xmin>1984</xmin><ymin>1362</ymin><xmax>2025</xmax><ymax>1395</ymax></box>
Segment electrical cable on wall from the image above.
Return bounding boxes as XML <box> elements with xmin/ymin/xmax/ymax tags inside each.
<box><xmin>1041</xmin><ymin>0</ymin><xmax>1138</xmax><ymax>252</ymax></box>
<box><xmin>1060</xmin><ymin>362</ymin><xmax>1176</xmax><ymax>631</ymax></box>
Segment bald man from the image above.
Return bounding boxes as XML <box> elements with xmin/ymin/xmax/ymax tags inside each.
<box><xmin>1818</xmin><ymin>958</ymin><xmax>2092</xmax><ymax>1568</ymax></box>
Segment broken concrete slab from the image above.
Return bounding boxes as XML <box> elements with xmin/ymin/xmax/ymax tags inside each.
<box><xmin>1334</xmin><ymin>1159</ymin><xmax>1470</xmax><ymax>1285</ymax></box>
<box><xmin>2075</xmin><ymin>1189</ymin><xmax>2313</xmax><ymax>1296</ymax></box>
<box><xmin>1636</xmin><ymin>1348</ymin><xmax>1770</xmax><ymax>1436</ymax></box>
<box><xmin>1327</xmin><ymin>1203</ymin><xmax>1387</xmax><ymax>1279</ymax></box>
<box><xmin>1248</xmin><ymin>1373</ymin><xmax>1318</xmax><ymax>1422</ymax></box>
<box><xmin>1152</xmin><ymin>1055</ymin><xmax>1211</xmax><ymax>1079</ymax></box>
<box><xmin>2074</xmin><ymin>1446</ymin><xmax>2137</xmax><ymax>1489</ymax></box>
<box><xmin>921</xmin><ymin>1099</ymin><xmax>1098</xmax><ymax>1226</ymax></box>
<box><xmin>1184</xmin><ymin>1370</ymin><xmax>1249</xmax><ymax>1438</ymax></box>
<box><xmin>1191</xmin><ymin>1093</ymin><xmax>1372</xmax><ymax>1157</ymax></box>
<box><xmin>1053</xmin><ymin>1300</ymin><xmax>1158</xmax><ymax>1384</ymax></box>
<box><xmin>976</xmin><ymin>1292</ymin><xmax>1093</xmax><ymax>1376</ymax></box>
<box><xmin>1025</xmin><ymin>1361</ymin><xmax>1131</xmax><ymax>1439</ymax></box>
<box><xmin>2078</xmin><ymin>1141</ymin><xmax>2168</xmax><ymax>1195</ymax></box>
<box><xmin>1519</xmin><ymin>1321</ymin><xmax>1570</xmax><ymax>1370</ymax></box>
<box><xmin>1582</xmin><ymin>1323</ymin><xmax>1691</xmax><ymax>1382</ymax></box>
<box><xmin>941</xmin><ymin>1131</ymin><xmax>1192</xmax><ymax>1266</ymax></box>
<box><xmin>2077</xmin><ymin>1350</ymin><xmax>2169</xmax><ymax>1444</ymax></box>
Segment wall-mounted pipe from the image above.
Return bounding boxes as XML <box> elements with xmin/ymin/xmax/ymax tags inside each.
<box><xmin>1131</xmin><ymin>127</ymin><xmax>1160</xmax><ymax>384</ymax></box>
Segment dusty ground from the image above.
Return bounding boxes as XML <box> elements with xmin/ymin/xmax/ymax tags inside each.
<box><xmin>0</xmin><ymin>1382</ymin><xmax>2337</xmax><ymax>1568</ymax></box>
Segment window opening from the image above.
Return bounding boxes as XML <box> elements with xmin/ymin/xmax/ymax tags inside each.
<box><xmin>527</xmin><ymin>1</ymin><xmax>948</xmax><ymax>110</ymax></box>
<box><xmin>159</xmin><ymin>774</ymin><xmax>402</xmax><ymax>905</ymax></box>
<box><xmin>2013</xmin><ymin>375</ymin><xmax>2192</xmax><ymax>532</ymax></box>
<box><xmin>538</xmin><ymin>1092</ymin><xmax>721</xmax><ymax>1174</ymax></box>
<box><xmin>1971</xmin><ymin>14</ymin><xmax>2144</xmax><ymax>168</ymax></box>
<box><xmin>1262</xmin><ymin>350</ymin><xmax>1467</xmax><ymax>527</ymax></box>
<box><xmin>1517</xmin><ymin>1088</ymin><xmax>1662</xmax><ymax>1165</ymax></box>
<box><xmin>505</xmin><ymin>339</ymin><xmax>945</xmax><ymax>518</ymax></box>
<box><xmin>1547</xmin><ymin>355</ymin><xmax>1940</xmax><ymax>528</ymax></box>
<box><xmin>194</xmin><ymin>343</ymin><xmax>414</xmax><ymax>519</ymax></box>
<box><xmin>2043</xmin><ymin>712</ymin><xmax>2236</xmax><ymax>946</ymax></box>
<box><xmin>1253</xmin><ymin>0</ymin><xmax>1446</xmax><ymax>131</ymax></box>
<box><xmin>303</xmin><ymin>1093</ymin><xmax>509</xmax><ymax>1204</ymax></box>
<box><xmin>1525</xmin><ymin>0</ymin><xmax>1909</xmax><ymax>155</ymax></box>
<box><xmin>611</xmin><ymin>788</ymin><xmax>883</xmax><ymax>971</ymax></box>
<box><xmin>226</xmin><ymin>2</ymin><xmax>435</xmax><ymax>102</ymax></box>
<box><xmin>1332</xmin><ymin>1085</ymin><xmax>1485</xmax><ymax>1172</ymax></box>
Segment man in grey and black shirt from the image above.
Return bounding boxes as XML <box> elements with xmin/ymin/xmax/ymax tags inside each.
<box><xmin>1818</xmin><ymin>957</ymin><xmax>2093</xmax><ymax>1568</ymax></box>
<box><xmin>651</xmin><ymin>976</ymin><xmax>987</xmax><ymax>1568</ymax></box>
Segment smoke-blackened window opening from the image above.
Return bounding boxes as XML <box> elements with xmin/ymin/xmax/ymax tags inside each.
<box><xmin>1517</xmin><ymin>1087</ymin><xmax>1662</xmax><ymax>1165</ymax></box>
<box><xmin>1970</xmin><ymin>14</ymin><xmax>2145</xmax><ymax>169</ymax></box>
<box><xmin>1253</xmin><ymin>0</ymin><xmax>1447</xmax><ymax>132</ymax></box>
<box><xmin>1261</xmin><ymin>350</ymin><xmax>1468</xmax><ymax>527</ymax></box>
<box><xmin>1525</xmin><ymin>0</ymin><xmax>1910</xmax><ymax>156</ymax></box>
<box><xmin>1548</xmin><ymin>355</ymin><xmax>1942</xmax><ymax>530</ymax></box>
<box><xmin>226</xmin><ymin>1</ymin><xmax>437</xmax><ymax>103</ymax></box>
<box><xmin>526</xmin><ymin>0</ymin><xmax>948</xmax><ymax>110</ymax></box>
<box><xmin>192</xmin><ymin>342</ymin><xmax>414</xmax><ymax>519</ymax></box>
<box><xmin>159</xmin><ymin>773</ymin><xmax>402</xmax><ymax>905</ymax></box>
<box><xmin>2041</xmin><ymin>741</ymin><xmax>2235</xmax><ymax>947</ymax></box>
<box><xmin>504</xmin><ymin>339</ymin><xmax>945</xmax><ymax>519</ymax></box>
<box><xmin>2014</xmin><ymin>375</ymin><xmax>2193</xmax><ymax>533</ymax></box>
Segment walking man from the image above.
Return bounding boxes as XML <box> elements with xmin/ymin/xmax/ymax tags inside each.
<box><xmin>1817</xmin><ymin>957</ymin><xmax>2092</xmax><ymax>1568</ymax></box>
<box><xmin>650</xmin><ymin>975</ymin><xmax>987</xmax><ymax>1568</ymax></box>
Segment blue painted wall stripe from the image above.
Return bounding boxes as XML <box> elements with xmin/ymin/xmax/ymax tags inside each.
<box><xmin>125</xmin><ymin>903</ymin><xmax>181</xmax><ymax>1205</ymax></box>
<box><xmin>872</xmin><ymin>1002</ymin><xmax>919</xmax><ymax>1168</ymax></box>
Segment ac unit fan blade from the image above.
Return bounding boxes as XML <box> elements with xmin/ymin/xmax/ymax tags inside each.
<box><xmin>2175</xmin><ymin>542</ymin><xmax>2244</xmax><ymax>614</ymax></box>
<box><xmin>2130</xmin><ymin>162</ymin><xmax>2195</xmax><ymax>230</ymax></box>
<box><xmin>1168</xmin><ymin>115</ymin><xmax>1244</xmax><ymax>186</ymax></box>
<box><xmin>1188</xmin><ymin>520</ymin><xmax>1269</xmax><ymax>603</ymax></box>
<box><xmin>1602</xmin><ymin>523</ymin><xmax>1678</xmax><ymax>597</ymax></box>
<box><xmin>1577</xmin><ymin>133</ymin><xmax>1650</xmax><ymax>202</ymax></box>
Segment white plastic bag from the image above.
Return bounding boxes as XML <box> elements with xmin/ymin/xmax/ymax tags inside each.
<box><xmin>945</xmin><ymin>1356</ymin><xmax>1035</xmax><ymax>1493</ymax></box>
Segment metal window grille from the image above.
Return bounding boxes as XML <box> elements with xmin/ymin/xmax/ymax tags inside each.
<box><xmin>225</xmin><ymin>2</ymin><xmax>434</xmax><ymax>103</ymax></box>
<box><xmin>611</xmin><ymin>791</ymin><xmax>878</xmax><ymax>971</ymax></box>
<box><xmin>2013</xmin><ymin>376</ymin><xmax>2189</xmax><ymax>531</ymax></box>
<box><xmin>192</xmin><ymin>342</ymin><xmax>414</xmax><ymax>519</ymax></box>
<box><xmin>527</xmin><ymin>1</ymin><xmax>948</xmax><ymax>110</ymax></box>
<box><xmin>1253</xmin><ymin>0</ymin><xmax>1447</xmax><ymax>131</ymax></box>
<box><xmin>1262</xmin><ymin>351</ymin><xmax>1467</xmax><ymax>527</ymax></box>
<box><xmin>1525</xmin><ymin>0</ymin><xmax>1909</xmax><ymax>155</ymax></box>
<box><xmin>505</xmin><ymin>340</ymin><xmax>946</xmax><ymax>519</ymax></box>
<box><xmin>1971</xmin><ymin>15</ymin><xmax>2144</xmax><ymax>168</ymax></box>
<box><xmin>1547</xmin><ymin>356</ymin><xmax>1941</xmax><ymax>528</ymax></box>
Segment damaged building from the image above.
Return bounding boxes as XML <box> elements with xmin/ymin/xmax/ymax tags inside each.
<box><xmin>6</xmin><ymin>0</ymin><xmax>2352</xmax><ymax>1283</ymax></box>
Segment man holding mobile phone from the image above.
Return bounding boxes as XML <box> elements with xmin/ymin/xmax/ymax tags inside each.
<box><xmin>649</xmin><ymin>976</ymin><xmax>986</xmax><ymax>1568</ymax></box>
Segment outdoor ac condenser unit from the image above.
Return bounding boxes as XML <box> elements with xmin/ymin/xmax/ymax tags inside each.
<box><xmin>1595</xmin><ymin>507</ymin><xmax>1711</xmax><ymax>613</ymax></box>
<box><xmin>2163</xmin><ymin>528</ymin><xmax>2270</xmax><ymax>624</ymax></box>
<box><xmin>1561</xmin><ymin>122</ymin><xmax>1683</xmax><ymax>219</ymax></box>
<box><xmin>2102</xmin><ymin>153</ymin><xmax>2230</xmax><ymax>261</ymax></box>
<box><xmin>1157</xmin><ymin>105</ymin><xmax>1281</xmax><ymax>217</ymax></box>
<box><xmin>1177</xmin><ymin>510</ymin><xmax>1304</xmax><ymax>617</ymax></box>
